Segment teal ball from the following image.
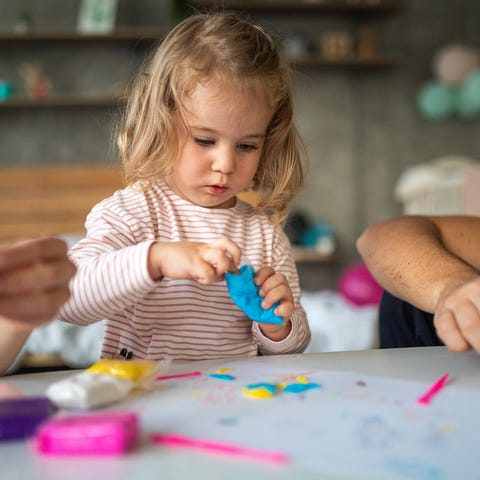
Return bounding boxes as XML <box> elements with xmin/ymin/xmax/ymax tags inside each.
<box><xmin>456</xmin><ymin>69</ymin><xmax>480</xmax><ymax>119</ymax></box>
<box><xmin>417</xmin><ymin>81</ymin><xmax>455</xmax><ymax>121</ymax></box>
<box><xmin>0</xmin><ymin>81</ymin><xmax>13</xmax><ymax>101</ymax></box>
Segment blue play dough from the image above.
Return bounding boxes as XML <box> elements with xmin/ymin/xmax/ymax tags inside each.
<box><xmin>283</xmin><ymin>382</ymin><xmax>321</xmax><ymax>394</ymax></box>
<box><xmin>225</xmin><ymin>264</ymin><xmax>283</xmax><ymax>325</ymax></box>
<box><xmin>208</xmin><ymin>374</ymin><xmax>236</xmax><ymax>381</ymax></box>
<box><xmin>244</xmin><ymin>382</ymin><xmax>278</xmax><ymax>394</ymax></box>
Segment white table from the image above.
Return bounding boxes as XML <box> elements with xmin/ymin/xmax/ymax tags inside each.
<box><xmin>1</xmin><ymin>347</ymin><xmax>479</xmax><ymax>480</ymax></box>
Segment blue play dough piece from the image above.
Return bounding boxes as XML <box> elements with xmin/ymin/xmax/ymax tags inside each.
<box><xmin>225</xmin><ymin>264</ymin><xmax>283</xmax><ymax>325</ymax></box>
<box><xmin>244</xmin><ymin>382</ymin><xmax>278</xmax><ymax>395</ymax></box>
<box><xmin>283</xmin><ymin>382</ymin><xmax>321</xmax><ymax>394</ymax></box>
<box><xmin>208</xmin><ymin>374</ymin><xmax>236</xmax><ymax>381</ymax></box>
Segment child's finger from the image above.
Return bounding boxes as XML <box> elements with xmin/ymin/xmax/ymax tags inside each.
<box><xmin>273</xmin><ymin>302</ymin><xmax>294</xmax><ymax>320</ymax></box>
<box><xmin>191</xmin><ymin>261</ymin><xmax>220</xmax><ymax>285</ymax></box>
<box><xmin>254</xmin><ymin>266</ymin><xmax>275</xmax><ymax>286</ymax></box>
<box><xmin>257</xmin><ymin>271</ymin><xmax>290</xmax><ymax>299</ymax></box>
<box><xmin>201</xmin><ymin>247</ymin><xmax>237</xmax><ymax>275</ymax></box>
<box><xmin>209</xmin><ymin>238</ymin><xmax>242</xmax><ymax>266</ymax></box>
<box><xmin>213</xmin><ymin>255</ymin><xmax>238</xmax><ymax>275</ymax></box>
<box><xmin>261</xmin><ymin>283</ymin><xmax>292</xmax><ymax>309</ymax></box>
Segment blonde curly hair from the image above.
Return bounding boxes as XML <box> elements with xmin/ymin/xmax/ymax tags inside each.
<box><xmin>117</xmin><ymin>11</ymin><xmax>306</xmax><ymax>224</ymax></box>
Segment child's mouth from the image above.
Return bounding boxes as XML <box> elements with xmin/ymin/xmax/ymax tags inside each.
<box><xmin>208</xmin><ymin>185</ymin><xmax>228</xmax><ymax>195</ymax></box>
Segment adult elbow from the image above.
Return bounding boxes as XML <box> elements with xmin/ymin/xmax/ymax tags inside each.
<box><xmin>356</xmin><ymin>227</ymin><xmax>372</xmax><ymax>259</ymax></box>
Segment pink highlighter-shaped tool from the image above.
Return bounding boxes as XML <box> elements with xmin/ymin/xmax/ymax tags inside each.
<box><xmin>34</xmin><ymin>411</ymin><xmax>139</xmax><ymax>455</ymax></box>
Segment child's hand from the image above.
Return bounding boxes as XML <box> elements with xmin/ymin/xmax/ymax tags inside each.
<box><xmin>148</xmin><ymin>238</ymin><xmax>241</xmax><ymax>285</ymax></box>
<box><xmin>254</xmin><ymin>266</ymin><xmax>294</xmax><ymax>341</ymax></box>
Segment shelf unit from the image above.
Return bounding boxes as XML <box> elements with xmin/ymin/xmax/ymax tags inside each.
<box><xmin>290</xmin><ymin>53</ymin><xmax>400</xmax><ymax>68</ymax></box>
<box><xmin>0</xmin><ymin>94</ymin><xmax>124</xmax><ymax>108</ymax></box>
<box><xmin>0</xmin><ymin>28</ymin><xmax>163</xmax><ymax>109</ymax></box>
<box><xmin>192</xmin><ymin>1</ymin><xmax>402</xmax><ymax>15</ymax></box>
<box><xmin>192</xmin><ymin>1</ymin><xmax>402</xmax><ymax>69</ymax></box>
<box><xmin>0</xmin><ymin>27</ymin><xmax>165</xmax><ymax>44</ymax></box>
<box><xmin>0</xmin><ymin>0</ymin><xmax>402</xmax><ymax>110</ymax></box>
<box><xmin>292</xmin><ymin>247</ymin><xmax>336</xmax><ymax>263</ymax></box>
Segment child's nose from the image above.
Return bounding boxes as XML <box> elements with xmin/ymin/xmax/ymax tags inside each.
<box><xmin>212</xmin><ymin>147</ymin><xmax>235</xmax><ymax>174</ymax></box>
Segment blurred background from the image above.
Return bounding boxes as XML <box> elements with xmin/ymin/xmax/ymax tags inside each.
<box><xmin>1</xmin><ymin>1</ymin><xmax>480</xmax><ymax>364</ymax></box>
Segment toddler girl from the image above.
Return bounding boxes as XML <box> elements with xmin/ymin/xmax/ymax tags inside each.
<box><xmin>59</xmin><ymin>11</ymin><xmax>311</xmax><ymax>360</ymax></box>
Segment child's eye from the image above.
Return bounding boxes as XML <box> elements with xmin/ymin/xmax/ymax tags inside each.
<box><xmin>237</xmin><ymin>143</ymin><xmax>258</xmax><ymax>152</ymax></box>
<box><xmin>194</xmin><ymin>137</ymin><xmax>215</xmax><ymax>146</ymax></box>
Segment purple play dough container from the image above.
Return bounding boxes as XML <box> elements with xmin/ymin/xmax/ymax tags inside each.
<box><xmin>0</xmin><ymin>396</ymin><xmax>56</xmax><ymax>441</ymax></box>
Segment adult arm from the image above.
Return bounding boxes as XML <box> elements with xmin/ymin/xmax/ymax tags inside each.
<box><xmin>357</xmin><ymin>215</ymin><xmax>480</xmax><ymax>352</ymax></box>
<box><xmin>0</xmin><ymin>237</ymin><xmax>75</xmax><ymax>374</ymax></box>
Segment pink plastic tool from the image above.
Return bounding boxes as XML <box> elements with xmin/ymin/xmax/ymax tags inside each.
<box><xmin>417</xmin><ymin>372</ymin><xmax>450</xmax><ymax>405</ymax></box>
<box><xmin>34</xmin><ymin>411</ymin><xmax>139</xmax><ymax>455</ymax></box>
<box><xmin>151</xmin><ymin>432</ymin><xmax>289</xmax><ymax>465</ymax></box>
<box><xmin>155</xmin><ymin>371</ymin><xmax>201</xmax><ymax>381</ymax></box>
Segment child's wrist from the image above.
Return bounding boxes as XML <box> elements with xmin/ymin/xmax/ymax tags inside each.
<box><xmin>147</xmin><ymin>242</ymin><xmax>163</xmax><ymax>281</ymax></box>
<box><xmin>259</xmin><ymin>319</ymin><xmax>292</xmax><ymax>342</ymax></box>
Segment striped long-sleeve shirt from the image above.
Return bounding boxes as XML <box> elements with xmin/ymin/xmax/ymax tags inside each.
<box><xmin>59</xmin><ymin>179</ymin><xmax>310</xmax><ymax>361</ymax></box>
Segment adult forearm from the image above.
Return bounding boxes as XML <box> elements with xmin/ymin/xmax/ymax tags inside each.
<box><xmin>357</xmin><ymin>215</ymin><xmax>480</xmax><ymax>313</ymax></box>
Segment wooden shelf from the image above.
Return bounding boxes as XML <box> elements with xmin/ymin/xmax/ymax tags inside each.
<box><xmin>0</xmin><ymin>29</ymin><xmax>157</xmax><ymax>109</ymax></box>
<box><xmin>192</xmin><ymin>1</ymin><xmax>402</xmax><ymax>16</ymax></box>
<box><xmin>190</xmin><ymin>2</ymin><xmax>402</xmax><ymax>69</ymax></box>
<box><xmin>0</xmin><ymin>4</ymin><xmax>402</xmax><ymax>112</ymax></box>
<box><xmin>0</xmin><ymin>27</ymin><xmax>165</xmax><ymax>44</ymax></box>
<box><xmin>289</xmin><ymin>53</ymin><xmax>401</xmax><ymax>68</ymax></box>
<box><xmin>0</xmin><ymin>49</ymin><xmax>400</xmax><ymax>109</ymax></box>
<box><xmin>0</xmin><ymin>95</ymin><xmax>126</xmax><ymax>108</ymax></box>
<box><xmin>292</xmin><ymin>247</ymin><xmax>335</xmax><ymax>263</ymax></box>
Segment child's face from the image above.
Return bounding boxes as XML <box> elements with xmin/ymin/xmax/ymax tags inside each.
<box><xmin>166</xmin><ymin>78</ymin><xmax>273</xmax><ymax>209</ymax></box>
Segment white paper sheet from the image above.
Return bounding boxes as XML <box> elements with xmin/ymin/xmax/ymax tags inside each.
<box><xmin>127</xmin><ymin>361</ymin><xmax>479</xmax><ymax>480</ymax></box>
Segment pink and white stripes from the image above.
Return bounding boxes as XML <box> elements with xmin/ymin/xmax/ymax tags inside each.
<box><xmin>59</xmin><ymin>179</ymin><xmax>310</xmax><ymax>361</ymax></box>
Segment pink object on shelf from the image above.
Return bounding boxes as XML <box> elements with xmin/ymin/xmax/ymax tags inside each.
<box><xmin>34</xmin><ymin>411</ymin><xmax>139</xmax><ymax>455</ymax></box>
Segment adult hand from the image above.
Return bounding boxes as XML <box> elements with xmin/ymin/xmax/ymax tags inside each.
<box><xmin>0</xmin><ymin>237</ymin><xmax>76</xmax><ymax>330</ymax></box>
<box><xmin>434</xmin><ymin>275</ymin><xmax>480</xmax><ymax>354</ymax></box>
